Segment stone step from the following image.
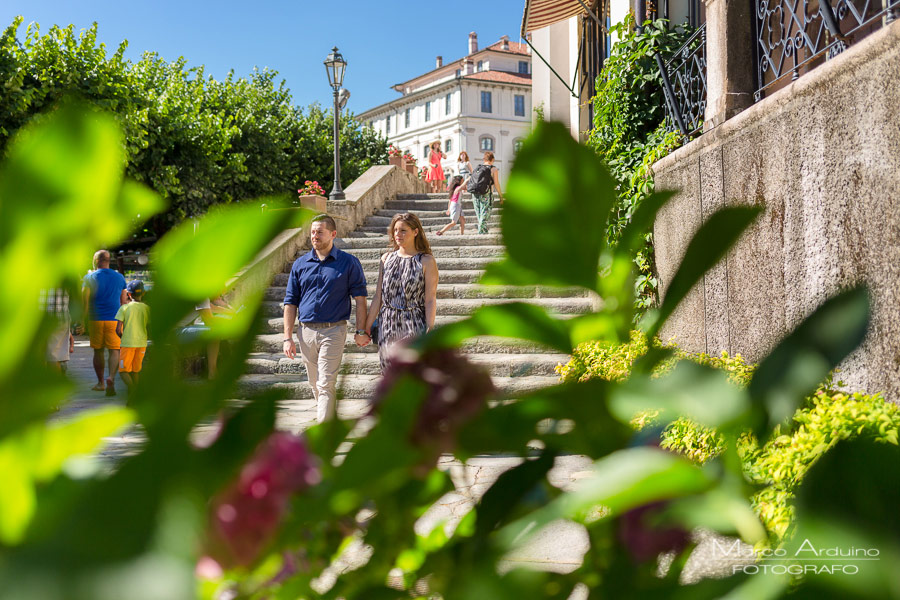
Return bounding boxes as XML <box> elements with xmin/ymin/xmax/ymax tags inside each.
<box><xmin>260</xmin><ymin>297</ymin><xmax>593</xmax><ymax>318</ymax></box>
<box><xmin>244</xmin><ymin>352</ymin><xmax>569</xmax><ymax>377</ymax></box>
<box><xmin>395</xmin><ymin>193</ymin><xmax>473</xmax><ymax>200</ymax></box>
<box><xmin>272</xmin><ymin>270</ymin><xmax>487</xmax><ymax>287</ymax></box>
<box><xmin>253</xmin><ymin>333</ymin><xmax>564</xmax><ymax>355</ymax></box>
<box><xmin>386</xmin><ymin>199</ymin><xmax>501</xmax><ymax>211</ymax></box>
<box><xmin>263</xmin><ymin>283</ymin><xmax>588</xmax><ymax>302</ymax></box>
<box><xmin>262</xmin><ymin>312</ymin><xmax>579</xmax><ymax>335</ymax></box>
<box><xmin>324</xmin><ymin>245</ymin><xmax>506</xmax><ymax>262</ymax></box>
<box><xmin>371</xmin><ymin>208</ymin><xmax>490</xmax><ymax>219</ymax></box>
<box><xmin>336</xmin><ymin>234</ymin><xmax>503</xmax><ymax>249</ymax></box>
<box><xmin>357</xmin><ymin>257</ymin><xmax>500</xmax><ymax>272</ymax></box>
<box><xmin>363</xmin><ymin>214</ymin><xmax>501</xmax><ymax>228</ymax></box>
<box><xmin>236</xmin><ymin>373</ymin><xmax>558</xmax><ymax>400</ymax></box>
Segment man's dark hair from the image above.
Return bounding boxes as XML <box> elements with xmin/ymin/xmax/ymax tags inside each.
<box><xmin>311</xmin><ymin>214</ymin><xmax>337</xmax><ymax>232</ymax></box>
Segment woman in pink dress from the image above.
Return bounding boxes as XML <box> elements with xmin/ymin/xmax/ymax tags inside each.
<box><xmin>425</xmin><ymin>141</ymin><xmax>445</xmax><ymax>194</ymax></box>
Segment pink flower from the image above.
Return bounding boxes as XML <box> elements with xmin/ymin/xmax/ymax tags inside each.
<box><xmin>370</xmin><ymin>345</ymin><xmax>494</xmax><ymax>469</ymax></box>
<box><xmin>206</xmin><ymin>432</ymin><xmax>320</xmax><ymax>568</ymax></box>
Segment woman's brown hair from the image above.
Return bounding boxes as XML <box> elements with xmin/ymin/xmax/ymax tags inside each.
<box><xmin>458</xmin><ymin>151</ymin><xmax>469</xmax><ymax>162</ymax></box>
<box><xmin>387</xmin><ymin>212</ymin><xmax>432</xmax><ymax>255</ymax></box>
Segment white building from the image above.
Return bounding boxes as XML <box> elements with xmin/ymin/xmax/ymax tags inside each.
<box><xmin>523</xmin><ymin>0</ymin><xmax>702</xmax><ymax>141</ymax></box>
<box><xmin>357</xmin><ymin>33</ymin><xmax>532</xmax><ymax>185</ymax></box>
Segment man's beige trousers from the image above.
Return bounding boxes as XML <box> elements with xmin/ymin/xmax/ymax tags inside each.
<box><xmin>297</xmin><ymin>322</ymin><xmax>347</xmax><ymax>423</ymax></box>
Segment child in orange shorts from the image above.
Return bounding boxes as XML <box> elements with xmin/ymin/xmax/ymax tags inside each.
<box><xmin>115</xmin><ymin>280</ymin><xmax>150</xmax><ymax>393</ymax></box>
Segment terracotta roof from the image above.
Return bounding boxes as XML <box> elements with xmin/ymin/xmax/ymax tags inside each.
<box><xmin>484</xmin><ymin>40</ymin><xmax>530</xmax><ymax>55</ymax></box>
<box><xmin>463</xmin><ymin>71</ymin><xmax>532</xmax><ymax>85</ymax></box>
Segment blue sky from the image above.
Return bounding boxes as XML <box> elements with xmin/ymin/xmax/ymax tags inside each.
<box><xmin>2</xmin><ymin>0</ymin><xmax>527</xmax><ymax>115</ymax></box>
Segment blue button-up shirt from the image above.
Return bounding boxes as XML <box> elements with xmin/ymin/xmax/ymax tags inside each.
<box><xmin>284</xmin><ymin>244</ymin><xmax>367</xmax><ymax>323</ymax></box>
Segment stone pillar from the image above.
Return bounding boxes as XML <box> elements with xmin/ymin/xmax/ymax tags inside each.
<box><xmin>703</xmin><ymin>0</ymin><xmax>756</xmax><ymax>130</ymax></box>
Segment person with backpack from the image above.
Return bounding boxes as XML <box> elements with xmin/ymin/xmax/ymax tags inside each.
<box><xmin>466</xmin><ymin>151</ymin><xmax>503</xmax><ymax>234</ymax></box>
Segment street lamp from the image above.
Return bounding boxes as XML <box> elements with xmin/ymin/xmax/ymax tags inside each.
<box><xmin>324</xmin><ymin>46</ymin><xmax>348</xmax><ymax>201</ymax></box>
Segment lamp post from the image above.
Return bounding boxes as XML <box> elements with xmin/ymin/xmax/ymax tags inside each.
<box><xmin>324</xmin><ymin>46</ymin><xmax>348</xmax><ymax>201</ymax></box>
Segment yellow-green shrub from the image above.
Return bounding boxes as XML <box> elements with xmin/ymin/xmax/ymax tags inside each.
<box><xmin>558</xmin><ymin>333</ymin><xmax>900</xmax><ymax>543</ymax></box>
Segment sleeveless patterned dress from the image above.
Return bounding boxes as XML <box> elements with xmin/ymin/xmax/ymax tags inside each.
<box><xmin>378</xmin><ymin>251</ymin><xmax>426</xmax><ymax>371</ymax></box>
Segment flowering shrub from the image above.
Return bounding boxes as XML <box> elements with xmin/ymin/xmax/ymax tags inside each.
<box><xmin>297</xmin><ymin>180</ymin><xmax>325</xmax><ymax>196</ymax></box>
<box><xmin>387</xmin><ymin>144</ymin><xmax>402</xmax><ymax>157</ymax></box>
<box><xmin>418</xmin><ymin>166</ymin><xmax>428</xmax><ymax>179</ymax></box>
<box><xmin>402</xmin><ymin>151</ymin><xmax>416</xmax><ymax>165</ymax></box>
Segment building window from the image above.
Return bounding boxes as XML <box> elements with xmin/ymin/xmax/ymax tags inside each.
<box><xmin>477</xmin><ymin>60</ymin><xmax>483</xmax><ymax>72</ymax></box>
<box><xmin>405</xmin><ymin>109</ymin><xmax>410</xmax><ymax>128</ymax></box>
<box><xmin>455</xmin><ymin>68</ymin><xmax>461</xmax><ymax>77</ymax></box>
<box><xmin>445</xmin><ymin>139</ymin><xmax>452</xmax><ymax>153</ymax></box>
<box><xmin>424</xmin><ymin>144</ymin><xmax>430</xmax><ymax>157</ymax></box>
<box><xmin>514</xmin><ymin>95</ymin><xmax>525</xmax><ymax>117</ymax></box>
<box><xmin>386</xmin><ymin>116</ymin><xmax>391</xmax><ymax>134</ymax></box>
<box><xmin>425</xmin><ymin>101</ymin><xmax>431</xmax><ymax>121</ymax></box>
<box><xmin>368</xmin><ymin>120</ymin><xmax>373</xmax><ymax>129</ymax></box>
<box><xmin>479</xmin><ymin>136</ymin><xmax>494</xmax><ymax>152</ymax></box>
<box><xmin>481</xmin><ymin>91</ymin><xmax>492</xmax><ymax>113</ymax></box>
<box><xmin>445</xmin><ymin>93</ymin><xmax>452</xmax><ymax>114</ymax></box>
<box><xmin>513</xmin><ymin>139</ymin><xmax>523</xmax><ymax>154</ymax></box>
<box><xmin>518</xmin><ymin>61</ymin><xmax>529</xmax><ymax>74</ymax></box>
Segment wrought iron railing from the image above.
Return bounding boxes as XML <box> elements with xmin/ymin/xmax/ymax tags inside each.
<box><xmin>661</xmin><ymin>24</ymin><xmax>707</xmax><ymax>138</ymax></box>
<box><xmin>754</xmin><ymin>0</ymin><xmax>899</xmax><ymax>100</ymax></box>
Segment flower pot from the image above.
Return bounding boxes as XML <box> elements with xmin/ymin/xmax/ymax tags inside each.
<box><xmin>389</xmin><ymin>155</ymin><xmax>402</xmax><ymax>167</ymax></box>
<box><xmin>406</xmin><ymin>163</ymin><xmax>417</xmax><ymax>175</ymax></box>
<box><xmin>297</xmin><ymin>194</ymin><xmax>326</xmax><ymax>212</ymax></box>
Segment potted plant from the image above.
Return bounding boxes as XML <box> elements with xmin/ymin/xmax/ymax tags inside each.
<box><xmin>296</xmin><ymin>180</ymin><xmax>327</xmax><ymax>212</ymax></box>
<box><xmin>403</xmin><ymin>151</ymin><xmax>417</xmax><ymax>175</ymax></box>
<box><xmin>388</xmin><ymin>145</ymin><xmax>404</xmax><ymax>168</ymax></box>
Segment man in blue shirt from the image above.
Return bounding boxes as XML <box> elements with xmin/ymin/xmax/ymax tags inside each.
<box><xmin>82</xmin><ymin>249</ymin><xmax>128</xmax><ymax>395</ymax></box>
<box><xmin>283</xmin><ymin>215</ymin><xmax>369</xmax><ymax>422</ymax></box>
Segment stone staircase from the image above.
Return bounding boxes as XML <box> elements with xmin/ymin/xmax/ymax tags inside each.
<box><xmin>236</xmin><ymin>193</ymin><xmax>594</xmax><ymax>427</ymax></box>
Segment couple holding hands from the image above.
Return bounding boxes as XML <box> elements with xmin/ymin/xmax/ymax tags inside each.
<box><xmin>282</xmin><ymin>213</ymin><xmax>437</xmax><ymax>423</ymax></box>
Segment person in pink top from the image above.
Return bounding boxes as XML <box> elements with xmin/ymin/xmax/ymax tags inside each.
<box><xmin>425</xmin><ymin>141</ymin><xmax>445</xmax><ymax>193</ymax></box>
<box><xmin>435</xmin><ymin>175</ymin><xmax>467</xmax><ymax>236</ymax></box>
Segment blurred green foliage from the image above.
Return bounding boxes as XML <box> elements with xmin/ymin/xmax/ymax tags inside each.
<box><xmin>0</xmin><ymin>17</ymin><xmax>388</xmax><ymax>239</ymax></box>
<box><xmin>0</xmin><ymin>102</ymin><xmax>893</xmax><ymax>600</ymax></box>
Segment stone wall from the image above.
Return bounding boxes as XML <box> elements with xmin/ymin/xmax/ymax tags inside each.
<box><xmin>329</xmin><ymin>165</ymin><xmax>426</xmax><ymax>238</ymax></box>
<box><xmin>652</xmin><ymin>20</ymin><xmax>900</xmax><ymax>400</ymax></box>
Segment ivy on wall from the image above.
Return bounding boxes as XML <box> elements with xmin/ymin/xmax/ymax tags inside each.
<box><xmin>588</xmin><ymin>16</ymin><xmax>693</xmax><ymax>313</ymax></box>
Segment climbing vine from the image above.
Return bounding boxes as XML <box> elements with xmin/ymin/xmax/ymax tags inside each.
<box><xmin>588</xmin><ymin>16</ymin><xmax>693</xmax><ymax>314</ymax></box>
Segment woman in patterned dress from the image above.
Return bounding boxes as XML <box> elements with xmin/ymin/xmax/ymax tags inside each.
<box><xmin>365</xmin><ymin>213</ymin><xmax>439</xmax><ymax>371</ymax></box>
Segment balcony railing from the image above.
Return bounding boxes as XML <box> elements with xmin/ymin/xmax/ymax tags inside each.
<box><xmin>754</xmin><ymin>0</ymin><xmax>899</xmax><ymax>100</ymax></box>
<box><xmin>661</xmin><ymin>24</ymin><xmax>708</xmax><ymax>138</ymax></box>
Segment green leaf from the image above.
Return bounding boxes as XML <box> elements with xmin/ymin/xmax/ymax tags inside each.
<box><xmin>0</xmin><ymin>406</ymin><xmax>134</xmax><ymax>545</ymax></box>
<box><xmin>502</xmin><ymin>121</ymin><xmax>618</xmax><ymax>290</ymax></box>
<box><xmin>610</xmin><ymin>361</ymin><xmax>750</xmax><ymax>429</ymax></box>
<box><xmin>787</xmin><ymin>440</ymin><xmax>900</xmax><ymax>598</ymax></box>
<box><xmin>748</xmin><ymin>286</ymin><xmax>869</xmax><ymax>436</ymax></box>
<box><xmin>474</xmin><ymin>450</ymin><xmax>556</xmax><ymax>541</ymax></box>
<box><xmin>498</xmin><ymin>447</ymin><xmax>713</xmax><ymax>548</ymax></box>
<box><xmin>152</xmin><ymin>201</ymin><xmax>312</xmax><ymax>302</ymax></box>
<box><xmin>646</xmin><ymin>206</ymin><xmax>762</xmax><ymax>337</ymax></box>
<box><xmin>416</xmin><ymin>302</ymin><xmax>573</xmax><ymax>353</ymax></box>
